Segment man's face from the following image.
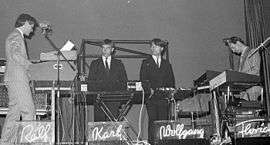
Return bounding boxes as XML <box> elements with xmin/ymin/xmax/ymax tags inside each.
<box><xmin>102</xmin><ymin>44</ymin><xmax>114</xmax><ymax>57</ymax></box>
<box><xmin>151</xmin><ymin>43</ymin><xmax>163</xmax><ymax>56</ymax></box>
<box><xmin>228</xmin><ymin>42</ymin><xmax>242</xmax><ymax>55</ymax></box>
<box><xmin>24</xmin><ymin>21</ymin><xmax>35</xmax><ymax>36</ymax></box>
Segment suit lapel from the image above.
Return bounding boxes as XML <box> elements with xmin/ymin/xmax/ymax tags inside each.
<box><xmin>15</xmin><ymin>29</ymin><xmax>27</xmax><ymax>57</ymax></box>
<box><xmin>110</xmin><ymin>58</ymin><xmax>117</xmax><ymax>73</ymax></box>
<box><xmin>99</xmin><ymin>57</ymin><xmax>111</xmax><ymax>75</ymax></box>
<box><xmin>150</xmin><ymin>57</ymin><xmax>159</xmax><ymax>69</ymax></box>
<box><xmin>239</xmin><ymin>47</ymin><xmax>252</xmax><ymax>72</ymax></box>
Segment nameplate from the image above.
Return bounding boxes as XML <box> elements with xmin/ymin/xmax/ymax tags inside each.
<box><xmin>17</xmin><ymin>121</ymin><xmax>54</xmax><ymax>144</ymax></box>
<box><xmin>154</xmin><ymin>121</ymin><xmax>205</xmax><ymax>140</ymax></box>
<box><xmin>234</xmin><ymin>119</ymin><xmax>270</xmax><ymax>138</ymax></box>
<box><xmin>87</xmin><ymin>121</ymin><xmax>127</xmax><ymax>142</ymax></box>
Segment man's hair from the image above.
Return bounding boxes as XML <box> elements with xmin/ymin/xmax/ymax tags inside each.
<box><xmin>15</xmin><ymin>13</ymin><xmax>37</xmax><ymax>28</ymax></box>
<box><xmin>150</xmin><ymin>38</ymin><xmax>167</xmax><ymax>47</ymax></box>
<box><xmin>101</xmin><ymin>39</ymin><xmax>114</xmax><ymax>47</ymax></box>
<box><xmin>223</xmin><ymin>36</ymin><xmax>245</xmax><ymax>46</ymax></box>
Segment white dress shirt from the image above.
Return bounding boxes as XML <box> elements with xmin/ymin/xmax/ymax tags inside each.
<box><xmin>152</xmin><ymin>55</ymin><xmax>161</xmax><ymax>67</ymax></box>
<box><xmin>102</xmin><ymin>55</ymin><xmax>111</xmax><ymax>69</ymax></box>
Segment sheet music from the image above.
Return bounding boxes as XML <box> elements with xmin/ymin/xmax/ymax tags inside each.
<box><xmin>60</xmin><ymin>40</ymin><xmax>75</xmax><ymax>51</ymax></box>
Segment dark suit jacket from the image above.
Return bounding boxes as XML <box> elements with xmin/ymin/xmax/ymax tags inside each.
<box><xmin>140</xmin><ymin>57</ymin><xmax>175</xmax><ymax>100</ymax></box>
<box><xmin>88</xmin><ymin>57</ymin><xmax>128</xmax><ymax>91</ymax></box>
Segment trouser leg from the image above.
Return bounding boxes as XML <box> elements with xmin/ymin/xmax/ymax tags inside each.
<box><xmin>157</xmin><ymin>100</ymin><xmax>169</xmax><ymax>120</ymax></box>
<box><xmin>19</xmin><ymin>81</ymin><xmax>35</xmax><ymax>121</ymax></box>
<box><xmin>0</xmin><ymin>83</ymin><xmax>21</xmax><ymax>144</ymax></box>
<box><xmin>146</xmin><ymin>101</ymin><xmax>158</xmax><ymax>145</ymax></box>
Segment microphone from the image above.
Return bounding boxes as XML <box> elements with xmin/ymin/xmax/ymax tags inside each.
<box><xmin>38</xmin><ymin>21</ymin><xmax>52</xmax><ymax>35</ymax></box>
<box><xmin>259</xmin><ymin>36</ymin><xmax>270</xmax><ymax>48</ymax></box>
<box><xmin>248</xmin><ymin>36</ymin><xmax>270</xmax><ymax>58</ymax></box>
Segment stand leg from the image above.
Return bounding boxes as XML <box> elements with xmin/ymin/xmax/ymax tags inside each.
<box><xmin>212</xmin><ymin>91</ymin><xmax>221</xmax><ymax>138</ymax></box>
<box><xmin>261</xmin><ymin>50</ymin><xmax>270</xmax><ymax>120</ymax></box>
<box><xmin>56</xmin><ymin>88</ymin><xmax>61</xmax><ymax>144</ymax></box>
<box><xmin>72</xmin><ymin>90</ymin><xmax>75</xmax><ymax>145</ymax></box>
<box><xmin>51</xmin><ymin>83</ymin><xmax>56</xmax><ymax>144</ymax></box>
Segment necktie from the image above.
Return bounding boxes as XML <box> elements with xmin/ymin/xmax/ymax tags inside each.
<box><xmin>157</xmin><ymin>57</ymin><xmax>160</xmax><ymax>68</ymax></box>
<box><xmin>24</xmin><ymin>39</ymin><xmax>30</xmax><ymax>59</ymax></box>
<box><xmin>105</xmin><ymin>58</ymin><xmax>110</xmax><ymax>74</ymax></box>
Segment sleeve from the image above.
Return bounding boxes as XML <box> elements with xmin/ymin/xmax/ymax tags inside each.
<box><xmin>139</xmin><ymin>60</ymin><xmax>147</xmax><ymax>82</ymax></box>
<box><xmin>166</xmin><ymin>62</ymin><xmax>175</xmax><ymax>88</ymax></box>
<box><xmin>248</xmin><ymin>51</ymin><xmax>261</xmax><ymax>76</ymax></box>
<box><xmin>87</xmin><ymin>61</ymin><xmax>97</xmax><ymax>91</ymax></box>
<box><xmin>88</xmin><ymin>61</ymin><xmax>96</xmax><ymax>81</ymax></box>
<box><xmin>118</xmin><ymin>61</ymin><xmax>128</xmax><ymax>89</ymax></box>
<box><xmin>139</xmin><ymin>60</ymin><xmax>150</xmax><ymax>90</ymax></box>
<box><xmin>8</xmin><ymin>35</ymin><xmax>31</xmax><ymax>68</ymax></box>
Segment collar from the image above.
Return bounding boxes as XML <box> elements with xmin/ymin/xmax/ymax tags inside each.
<box><xmin>240</xmin><ymin>46</ymin><xmax>251</xmax><ymax>58</ymax></box>
<box><xmin>16</xmin><ymin>28</ymin><xmax>24</xmax><ymax>38</ymax></box>
<box><xmin>152</xmin><ymin>55</ymin><xmax>161</xmax><ymax>62</ymax></box>
<box><xmin>102</xmin><ymin>55</ymin><xmax>111</xmax><ymax>61</ymax></box>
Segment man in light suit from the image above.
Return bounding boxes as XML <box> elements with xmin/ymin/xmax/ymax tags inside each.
<box><xmin>140</xmin><ymin>38</ymin><xmax>175</xmax><ymax>145</ymax></box>
<box><xmin>224</xmin><ymin>36</ymin><xmax>262</xmax><ymax>102</ymax></box>
<box><xmin>1</xmin><ymin>13</ymin><xmax>37</xmax><ymax>144</ymax></box>
<box><xmin>88</xmin><ymin>39</ymin><xmax>128</xmax><ymax>121</ymax></box>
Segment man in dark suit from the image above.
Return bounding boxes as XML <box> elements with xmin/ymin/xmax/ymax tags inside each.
<box><xmin>88</xmin><ymin>39</ymin><xmax>128</xmax><ymax>121</ymax></box>
<box><xmin>140</xmin><ymin>38</ymin><xmax>175</xmax><ymax>145</ymax></box>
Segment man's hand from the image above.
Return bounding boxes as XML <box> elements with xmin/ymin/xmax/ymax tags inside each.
<box><xmin>240</xmin><ymin>91</ymin><xmax>249</xmax><ymax>101</ymax></box>
<box><xmin>148</xmin><ymin>88</ymin><xmax>155</xmax><ymax>99</ymax></box>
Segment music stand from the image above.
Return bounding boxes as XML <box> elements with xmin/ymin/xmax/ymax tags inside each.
<box><xmin>43</xmin><ymin>34</ymin><xmax>76</xmax><ymax>145</ymax></box>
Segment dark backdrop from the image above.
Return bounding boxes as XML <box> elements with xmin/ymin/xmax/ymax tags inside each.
<box><xmin>0</xmin><ymin>0</ymin><xmax>245</xmax><ymax>87</ymax></box>
<box><xmin>263</xmin><ymin>0</ymin><xmax>270</xmax><ymax>38</ymax></box>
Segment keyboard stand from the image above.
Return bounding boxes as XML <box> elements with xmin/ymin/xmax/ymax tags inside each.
<box><xmin>94</xmin><ymin>92</ymin><xmax>135</xmax><ymax>144</ymax></box>
<box><xmin>95</xmin><ymin>92</ymin><xmax>134</xmax><ymax>121</ymax></box>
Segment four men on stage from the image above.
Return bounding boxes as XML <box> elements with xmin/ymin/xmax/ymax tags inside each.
<box><xmin>0</xmin><ymin>13</ymin><xmax>264</xmax><ymax>144</ymax></box>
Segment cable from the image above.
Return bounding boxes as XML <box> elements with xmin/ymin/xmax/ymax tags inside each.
<box><xmin>136</xmin><ymin>88</ymin><xmax>145</xmax><ymax>141</ymax></box>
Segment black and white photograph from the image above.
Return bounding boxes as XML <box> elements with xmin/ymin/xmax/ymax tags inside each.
<box><xmin>0</xmin><ymin>0</ymin><xmax>270</xmax><ymax>145</ymax></box>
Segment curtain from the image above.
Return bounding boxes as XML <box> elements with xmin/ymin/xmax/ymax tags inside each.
<box><xmin>244</xmin><ymin>0</ymin><xmax>265</xmax><ymax>47</ymax></box>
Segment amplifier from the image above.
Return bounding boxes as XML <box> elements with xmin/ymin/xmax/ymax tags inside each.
<box><xmin>29</xmin><ymin>61</ymin><xmax>77</xmax><ymax>81</ymax></box>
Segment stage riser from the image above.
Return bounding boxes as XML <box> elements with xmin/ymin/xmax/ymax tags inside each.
<box><xmin>155</xmin><ymin>139</ymin><xmax>210</xmax><ymax>145</ymax></box>
<box><xmin>88</xmin><ymin>141</ymin><xmax>128</xmax><ymax>145</ymax></box>
<box><xmin>232</xmin><ymin>137</ymin><xmax>270</xmax><ymax>145</ymax></box>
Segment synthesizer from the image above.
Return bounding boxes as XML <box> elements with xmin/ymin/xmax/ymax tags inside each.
<box><xmin>209</xmin><ymin>70</ymin><xmax>260</xmax><ymax>91</ymax></box>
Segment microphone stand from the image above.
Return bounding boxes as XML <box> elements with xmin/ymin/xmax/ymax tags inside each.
<box><xmin>248</xmin><ymin>37</ymin><xmax>270</xmax><ymax>121</ymax></box>
<box><xmin>260</xmin><ymin>45</ymin><xmax>270</xmax><ymax>121</ymax></box>
<box><xmin>43</xmin><ymin>33</ymin><xmax>76</xmax><ymax>145</ymax></box>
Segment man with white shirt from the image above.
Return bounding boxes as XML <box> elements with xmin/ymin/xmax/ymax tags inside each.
<box><xmin>87</xmin><ymin>39</ymin><xmax>128</xmax><ymax>121</ymax></box>
<box><xmin>1</xmin><ymin>13</ymin><xmax>37</xmax><ymax>145</ymax></box>
<box><xmin>140</xmin><ymin>38</ymin><xmax>175</xmax><ymax>145</ymax></box>
<box><xmin>225</xmin><ymin>36</ymin><xmax>262</xmax><ymax>101</ymax></box>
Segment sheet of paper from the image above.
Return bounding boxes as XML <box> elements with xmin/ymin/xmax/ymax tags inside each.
<box><xmin>60</xmin><ymin>40</ymin><xmax>75</xmax><ymax>51</ymax></box>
